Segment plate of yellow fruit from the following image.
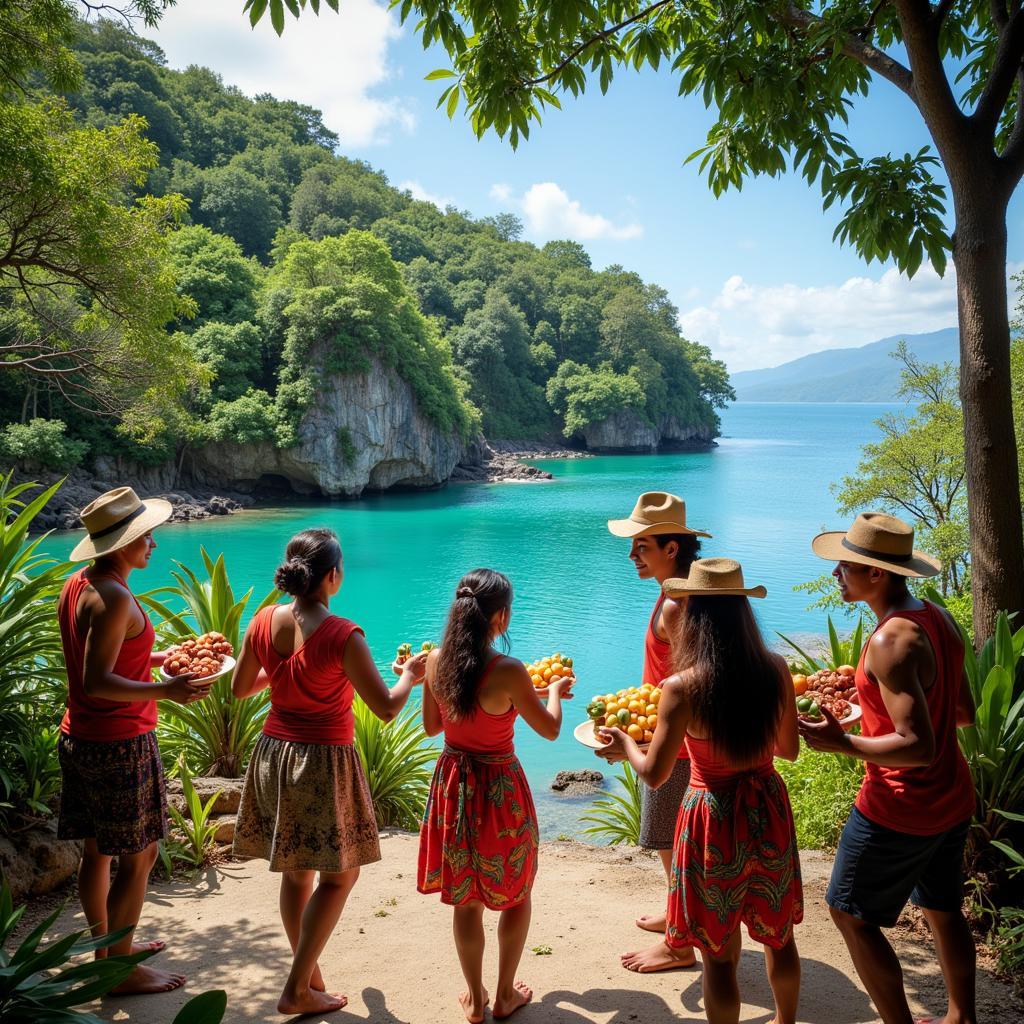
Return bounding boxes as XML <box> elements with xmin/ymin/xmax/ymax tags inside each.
<box><xmin>575</xmin><ymin>683</ymin><xmax>661</xmax><ymax>749</ymax></box>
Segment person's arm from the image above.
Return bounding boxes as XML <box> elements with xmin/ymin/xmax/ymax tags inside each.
<box><xmin>231</xmin><ymin>624</ymin><xmax>271</xmax><ymax>699</ymax></box>
<box><xmin>507</xmin><ymin>660</ymin><xmax>573</xmax><ymax>740</ymax></box>
<box><xmin>773</xmin><ymin>654</ymin><xmax>800</xmax><ymax>761</ymax></box>
<box><xmin>799</xmin><ymin>618</ymin><xmax>936</xmax><ymax>767</ymax></box>
<box><xmin>82</xmin><ymin>589</ymin><xmax>209</xmax><ymax>705</ymax></box>
<box><xmin>595</xmin><ymin>672</ymin><xmax>690</xmax><ymax>790</ymax></box>
<box><xmin>658</xmin><ymin>596</ymin><xmax>683</xmax><ymax>652</ymax></box>
<box><xmin>345</xmin><ymin>633</ymin><xmax>426</xmax><ymax>722</ymax></box>
<box><xmin>421</xmin><ymin>649</ymin><xmax>443</xmax><ymax>737</ymax></box>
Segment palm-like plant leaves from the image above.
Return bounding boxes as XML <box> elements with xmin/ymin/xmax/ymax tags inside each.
<box><xmin>579</xmin><ymin>764</ymin><xmax>641</xmax><ymax>845</ymax></box>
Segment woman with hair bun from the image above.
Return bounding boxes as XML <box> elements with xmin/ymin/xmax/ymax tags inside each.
<box><xmin>231</xmin><ymin>528</ymin><xmax>427</xmax><ymax>1017</ymax></box>
<box><xmin>417</xmin><ymin>569</ymin><xmax>573</xmax><ymax>1023</ymax></box>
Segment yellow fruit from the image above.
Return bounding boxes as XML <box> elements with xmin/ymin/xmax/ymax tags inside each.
<box><xmin>643</xmin><ymin>730</ymin><xmax>654</xmax><ymax>743</ymax></box>
<box><xmin>542</xmin><ymin>668</ymin><xmax>553</xmax><ymax>682</ymax></box>
<box><xmin>637</xmin><ymin>716</ymin><xmax>648</xmax><ymax>730</ymax></box>
<box><xmin>650</xmin><ymin>689</ymin><xmax>662</xmax><ymax>705</ymax></box>
<box><xmin>606</xmin><ymin>702</ymin><xmax>619</xmax><ymax>714</ymax></box>
<box><xmin>627</xmin><ymin>724</ymin><xmax>644</xmax><ymax>741</ymax></box>
<box><xmin>604</xmin><ymin>714</ymin><xmax>617</xmax><ymax>728</ymax></box>
<box><xmin>645</xmin><ymin>704</ymin><xmax>657</xmax><ymax>717</ymax></box>
<box><xmin>647</xmin><ymin>714</ymin><xmax>658</xmax><ymax>730</ymax></box>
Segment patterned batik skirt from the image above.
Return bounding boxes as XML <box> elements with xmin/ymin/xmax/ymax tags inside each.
<box><xmin>417</xmin><ymin>745</ymin><xmax>539</xmax><ymax>910</ymax></box>
<box><xmin>665</xmin><ymin>767</ymin><xmax>803</xmax><ymax>956</ymax></box>
<box><xmin>233</xmin><ymin>734</ymin><xmax>381</xmax><ymax>873</ymax></box>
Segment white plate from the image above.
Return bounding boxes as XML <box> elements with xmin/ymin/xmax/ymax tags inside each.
<box><xmin>798</xmin><ymin>701</ymin><xmax>862</xmax><ymax>730</ymax></box>
<box><xmin>159</xmin><ymin>654</ymin><xmax>235</xmax><ymax>684</ymax></box>
<box><xmin>573</xmin><ymin>720</ymin><xmax>650</xmax><ymax>751</ymax></box>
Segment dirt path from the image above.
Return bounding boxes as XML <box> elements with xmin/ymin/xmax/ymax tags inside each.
<box><xmin>55</xmin><ymin>834</ymin><xmax>1020</xmax><ymax>1023</ymax></box>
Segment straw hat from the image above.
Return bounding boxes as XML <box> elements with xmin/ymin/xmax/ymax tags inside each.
<box><xmin>662</xmin><ymin>558</ymin><xmax>766</xmax><ymax>599</ymax></box>
<box><xmin>811</xmin><ymin>511</ymin><xmax>941</xmax><ymax>578</ymax></box>
<box><xmin>607</xmin><ymin>491</ymin><xmax>711</xmax><ymax>539</ymax></box>
<box><xmin>70</xmin><ymin>487</ymin><xmax>172</xmax><ymax>562</ymax></box>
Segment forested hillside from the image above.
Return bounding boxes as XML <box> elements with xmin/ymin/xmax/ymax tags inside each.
<box><xmin>0</xmin><ymin>18</ymin><xmax>732</xmax><ymax>475</ymax></box>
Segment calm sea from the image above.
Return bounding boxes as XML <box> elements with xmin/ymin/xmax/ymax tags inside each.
<box><xmin>38</xmin><ymin>402</ymin><xmax>900</xmax><ymax>835</ymax></box>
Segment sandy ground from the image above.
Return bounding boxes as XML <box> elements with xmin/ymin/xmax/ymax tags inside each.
<box><xmin>51</xmin><ymin>833</ymin><xmax>1021</xmax><ymax>1024</ymax></box>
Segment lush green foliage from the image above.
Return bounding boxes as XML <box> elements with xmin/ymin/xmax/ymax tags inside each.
<box><xmin>0</xmin><ymin>476</ymin><xmax>67</xmax><ymax>833</ymax></box>
<box><xmin>139</xmin><ymin>548</ymin><xmax>279</xmax><ymax>777</ymax></box>
<box><xmin>579</xmin><ymin>763</ymin><xmax>642</xmax><ymax>846</ymax></box>
<box><xmin>777</xmin><ymin>616</ymin><xmax>866</xmax><ymax>674</ymax></box>
<box><xmin>0</xmin><ymin>874</ymin><xmax>227</xmax><ymax>1024</ymax></box>
<box><xmin>352</xmin><ymin>698</ymin><xmax>438</xmax><ymax>831</ymax></box>
<box><xmin>165</xmin><ymin>759</ymin><xmax>224</xmax><ymax>868</ymax></box>
<box><xmin>776</xmin><ymin>748</ymin><xmax>864</xmax><ymax>851</ymax></box>
<box><xmin>0</xmin><ymin>419</ymin><xmax>86</xmax><ymax>471</ymax></box>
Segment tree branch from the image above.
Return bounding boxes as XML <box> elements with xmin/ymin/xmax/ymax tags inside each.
<box><xmin>974</xmin><ymin>10</ymin><xmax>1024</xmax><ymax>138</ymax></box>
<box><xmin>931</xmin><ymin>0</ymin><xmax>958</xmax><ymax>24</ymax></box>
<box><xmin>775</xmin><ymin>3</ymin><xmax>915</xmax><ymax>100</ymax></box>
<box><xmin>524</xmin><ymin>0</ymin><xmax>674</xmax><ymax>87</ymax></box>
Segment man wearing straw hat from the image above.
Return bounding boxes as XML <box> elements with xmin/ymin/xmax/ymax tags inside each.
<box><xmin>606</xmin><ymin>491</ymin><xmax>710</xmax><ymax>972</ymax></box>
<box><xmin>57</xmin><ymin>487</ymin><xmax>212</xmax><ymax>995</ymax></box>
<box><xmin>801</xmin><ymin>512</ymin><xmax>977</xmax><ymax>1024</ymax></box>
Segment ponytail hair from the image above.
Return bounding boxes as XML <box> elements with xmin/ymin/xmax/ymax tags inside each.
<box><xmin>435</xmin><ymin>569</ymin><xmax>512</xmax><ymax>720</ymax></box>
<box><xmin>274</xmin><ymin>528</ymin><xmax>342</xmax><ymax>597</ymax></box>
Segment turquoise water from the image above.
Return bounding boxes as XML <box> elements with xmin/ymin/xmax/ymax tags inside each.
<box><xmin>38</xmin><ymin>403</ymin><xmax>898</xmax><ymax>835</ymax></box>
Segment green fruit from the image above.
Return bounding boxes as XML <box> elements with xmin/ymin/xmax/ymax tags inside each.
<box><xmin>587</xmin><ymin>701</ymin><xmax>606</xmax><ymax>720</ymax></box>
<box><xmin>616</xmin><ymin>708</ymin><xmax>630</xmax><ymax>726</ymax></box>
<box><xmin>422</xmin><ymin>641</ymin><xmax>435</xmax><ymax>651</ymax></box>
<box><xmin>564</xmin><ymin>657</ymin><xmax>573</xmax><ymax>667</ymax></box>
<box><xmin>808</xmin><ymin>701</ymin><xmax>821</xmax><ymax>718</ymax></box>
<box><xmin>796</xmin><ymin>697</ymin><xmax>812</xmax><ymax>712</ymax></box>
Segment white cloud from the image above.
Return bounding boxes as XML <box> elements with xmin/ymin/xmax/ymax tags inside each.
<box><xmin>491</xmin><ymin>182</ymin><xmax>642</xmax><ymax>241</ymax></box>
<box><xmin>679</xmin><ymin>266</ymin><xmax>967</xmax><ymax>372</ymax></box>
<box><xmin>398</xmin><ymin>180</ymin><xmax>454</xmax><ymax>210</ymax></box>
<box><xmin>146</xmin><ymin>0</ymin><xmax>413</xmax><ymax>147</ymax></box>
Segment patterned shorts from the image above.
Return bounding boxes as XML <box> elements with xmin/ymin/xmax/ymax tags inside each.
<box><xmin>233</xmin><ymin>735</ymin><xmax>381</xmax><ymax>873</ymax></box>
<box><xmin>639</xmin><ymin>758</ymin><xmax>692</xmax><ymax>850</ymax></box>
<box><xmin>57</xmin><ymin>730</ymin><xmax>168</xmax><ymax>856</ymax></box>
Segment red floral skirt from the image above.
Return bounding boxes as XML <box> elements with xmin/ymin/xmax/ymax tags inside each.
<box><xmin>417</xmin><ymin>745</ymin><xmax>538</xmax><ymax>910</ymax></box>
<box><xmin>666</xmin><ymin>767</ymin><xmax>803</xmax><ymax>955</ymax></box>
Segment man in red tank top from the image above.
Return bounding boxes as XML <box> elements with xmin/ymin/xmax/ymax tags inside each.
<box><xmin>607</xmin><ymin>491</ymin><xmax>710</xmax><ymax>972</ymax></box>
<box><xmin>801</xmin><ymin>512</ymin><xmax>977</xmax><ymax>1024</ymax></box>
<box><xmin>57</xmin><ymin>488</ymin><xmax>213</xmax><ymax>996</ymax></box>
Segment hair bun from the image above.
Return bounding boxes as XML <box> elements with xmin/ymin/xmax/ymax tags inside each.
<box><xmin>274</xmin><ymin>557</ymin><xmax>312</xmax><ymax>596</ymax></box>
<box><xmin>456</xmin><ymin>585</ymin><xmax>475</xmax><ymax>599</ymax></box>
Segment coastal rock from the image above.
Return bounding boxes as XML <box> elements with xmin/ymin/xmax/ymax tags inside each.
<box><xmin>188</xmin><ymin>356</ymin><xmax>465</xmax><ymax>498</ymax></box>
<box><xmin>166</xmin><ymin>777</ymin><xmax>243</xmax><ymax>816</ymax></box>
<box><xmin>581</xmin><ymin>410</ymin><xmax>715</xmax><ymax>453</ymax></box>
<box><xmin>0</xmin><ymin>822</ymin><xmax>81</xmax><ymax>903</ymax></box>
<box><xmin>550</xmin><ymin>769</ymin><xmax>604</xmax><ymax>796</ymax></box>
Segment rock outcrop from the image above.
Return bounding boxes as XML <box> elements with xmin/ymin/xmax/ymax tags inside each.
<box><xmin>188</xmin><ymin>357</ymin><xmax>467</xmax><ymax>498</ymax></box>
<box><xmin>550</xmin><ymin>769</ymin><xmax>604</xmax><ymax>796</ymax></box>
<box><xmin>0</xmin><ymin>822</ymin><xmax>81</xmax><ymax>902</ymax></box>
<box><xmin>581</xmin><ymin>410</ymin><xmax>715</xmax><ymax>453</ymax></box>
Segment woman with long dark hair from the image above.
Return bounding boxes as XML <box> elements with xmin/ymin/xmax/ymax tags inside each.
<box><xmin>231</xmin><ymin>528</ymin><xmax>426</xmax><ymax>1017</ymax></box>
<box><xmin>597</xmin><ymin>558</ymin><xmax>802</xmax><ymax>1024</ymax></box>
<box><xmin>417</xmin><ymin>569</ymin><xmax>573</xmax><ymax>1023</ymax></box>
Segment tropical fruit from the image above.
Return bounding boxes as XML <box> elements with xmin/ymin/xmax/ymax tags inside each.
<box><xmin>396</xmin><ymin>641</ymin><xmax>436</xmax><ymax>665</ymax></box>
<box><xmin>795</xmin><ymin>667</ymin><xmax>857</xmax><ymax>721</ymax></box>
<box><xmin>585</xmin><ymin>683</ymin><xmax>658</xmax><ymax>745</ymax></box>
<box><xmin>524</xmin><ymin>652</ymin><xmax>575</xmax><ymax>690</ymax></box>
<box><xmin>163</xmin><ymin>632</ymin><xmax>233</xmax><ymax>679</ymax></box>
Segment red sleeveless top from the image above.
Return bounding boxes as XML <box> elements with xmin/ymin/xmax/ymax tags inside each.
<box><xmin>251</xmin><ymin>605</ymin><xmax>364</xmax><ymax>745</ymax></box>
<box><xmin>643</xmin><ymin>597</ymin><xmax>687</xmax><ymax>760</ymax></box>
<box><xmin>437</xmin><ymin>656</ymin><xmax>516</xmax><ymax>755</ymax></box>
<box><xmin>58</xmin><ymin>570</ymin><xmax>157</xmax><ymax>741</ymax></box>
<box><xmin>855</xmin><ymin>602</ymin><xmax>975</xmax><ymax>836</ymax></box>
<box><xmin>684</xmin><ymin>734</ymin><xmax>774</xmax><ymax>789</ymax></box>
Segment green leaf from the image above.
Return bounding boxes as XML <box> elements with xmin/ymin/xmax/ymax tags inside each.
<box><xmin>172</xmin><ymin>990</ymin><xmax>228</xmax><ymax>1024</ymax></box>
<box><xmin>270</xmin><ymin>0</ymin><xmax>285</xmax><ymax>35</ymax></box>
<box><xmin>425</xmin><ymin>68</ymin><xmax>457</xmax><ymax>80</ymax></box>
<box><xmin>247</xmin><ymin>0</ymin><xmax>268</xmax><ymax>27</ymax></box>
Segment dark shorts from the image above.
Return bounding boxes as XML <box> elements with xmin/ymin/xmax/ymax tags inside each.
<box><xmin>639</xmin><ymin>758</ymin><xmax>692</xmax><ymax>850</ymax></box>
<box><xmin>827</xmin><ymin>805</ymin><xmax>970</xmax><ymax>927</ymax></box>
<box><xmin>57</xmin><ymin>730</ymin><xmax>167</xmax><ymax>856</ymax></box>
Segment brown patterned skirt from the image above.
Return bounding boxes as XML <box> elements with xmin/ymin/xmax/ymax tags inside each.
<box><xmin>233</xmin><ymin>734</ymin><xmax>381</xmax><ymax>873</ymax></box>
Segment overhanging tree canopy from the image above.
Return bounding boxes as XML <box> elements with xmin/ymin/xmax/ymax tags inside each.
<box><xmin>250</xmin><ymin>0</ymin><xmax>1024</xmax><ymax>641</ymax></box>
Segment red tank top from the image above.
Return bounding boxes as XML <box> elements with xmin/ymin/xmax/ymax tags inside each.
<box><xmin>643</xmin><ymin>597</ymin><xmax>687</xmax><ymax>760</ymax></box>
<box><xmin>252</xmin><ymin>606</ymin><xmax>364</xmax><ymax>745</ymax></box>
<box><xmin>684</xmin><ymin>734</ymin><xmax>774</xmax><ymax>789</ymax></box>
<box><xmin>58</xmin><ymin>570</ymin><xmax>157</xmax><ymax>741</ymax></box>
<box><xmin>437</xmin><ymin>656</ymin><xmax>516</xmax><ymax>755</ymax></box>
<box><xmin>854</xmin><ymin>602</ymin><xmax>975</xmax><ymax>836</ymax></box>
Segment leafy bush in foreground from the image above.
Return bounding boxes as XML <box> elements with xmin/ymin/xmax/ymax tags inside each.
<box><xmin>579</xmin><ymin>763</ymin><xmax>642</xmax><ymax>846</ymax></box>
<box><xmin>776</xmin><ymin>748</ymin><xmax>864</xmax><ymax>851</ymax></box>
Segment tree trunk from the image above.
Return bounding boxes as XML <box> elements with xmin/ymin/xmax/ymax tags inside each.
<box><xmin>951</xmin><ymin>187</ymin><xmax>1024</xmax><ymax>641</ymax></box>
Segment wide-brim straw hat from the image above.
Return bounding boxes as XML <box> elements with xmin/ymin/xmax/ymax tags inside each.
<box><xmin>70</xmin><ymin>487</ymin><xmax>172</xmax><ymax>562</ymax></box>
<box><xmin>607</xmin><ymin>491</ymin><xmax>711</xmax><ymax>539</ymax></box>
<box><xmin>663</xmin><ymin>557</ymin><xmax>766</xmax><ymax>598</ymax></box>
<box><xmin>811</xmin><ymin>511</ymin><xmax>941</xmax><ymax>578</ymax></box>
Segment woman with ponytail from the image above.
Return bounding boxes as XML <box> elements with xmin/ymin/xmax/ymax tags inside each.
<box><xmin>597</xmin><ymin>559</ymin><xmax>803</xmax><ymax>1024</ymax></box>
<box><xmin>417</xmin><ymin>569</ymin><xmax>573</xmax><ymax>1023</ymax></box>
<box><xmin>231</xmin><ymin>528</ymin><xmax>426</xmax><ymax>1017</ymax></box>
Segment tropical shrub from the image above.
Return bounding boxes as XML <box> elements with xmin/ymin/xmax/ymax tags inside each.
<box><xmin>352</xmin><ymin>698</ymin><xmax>437</xmax><ymax>830</ymax></box>
<box><xmin>139</xmin><ymin>548</ymin><xmax>279</xmax><ymax>777</ymax></box>
<box><xmin>776</xmin><ymin>748</ymin><xmax>864</xmax><ymax>850</ymax></box>
<box><xmin>0</xmin><ymin>876</ymin><xmax>227</xmax><ymax>1023</ymax></box>
<box><xmin>777</xmin><ymin>616</ymin><xmax>866</xmax><ymax>674</ymax></box>
<box><xmin>579</xmin><ymin>764</ymin><xmax>641</xmax><ymax>846</ymax></box>
<box><xmin>0</xmin><ymin>475</ymin><xmax>68</xmax><ymax>832</ymax></box>
<box><xmin>165</xmin><ymin>760</ymin><xmax>224</xmax><ymax>869</ymax></box>
<box><xmin>0</xmin><ymin>420</ymin><xmax>87</xmax><ymax>471</ymax></box>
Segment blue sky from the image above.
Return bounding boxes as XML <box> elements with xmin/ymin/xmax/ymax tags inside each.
<box><xmin>144</xmin><ymin>0</ymin><xmax>1022</xmax><ymax>372</ymax></box>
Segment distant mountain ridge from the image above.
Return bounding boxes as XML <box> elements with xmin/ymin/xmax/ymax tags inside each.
<box><xmin>730</xmin><ymin>327</ymin><xmax>959</xmax><ymax>402</ymax></box>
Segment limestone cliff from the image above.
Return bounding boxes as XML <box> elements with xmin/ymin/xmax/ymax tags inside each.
<box><xmin>188</xmin><ymin>357</ymin><xmax>467</xmax><ymax>497</ymax></box>
<box><xmin>580</xmin><ymin>409</ymin><xmax>715</xmax><ymax>453</ymax></box>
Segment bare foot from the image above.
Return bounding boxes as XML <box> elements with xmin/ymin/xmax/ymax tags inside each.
<box><xmin>493</xmin><ymin>981</ymin><xmax>533</xmax><ymax>1019</ymax></box>
<box><xmin>620</xmin><ymin>940</ymin><xmax>697</xmax><ymax>973</ymax></box>
<box><xmin>110</xmin><ymin>964</ymin><xmax>186</xmax><ymax>994</ymax></box>
<box><xmin>277</xmin><ymin>987</ymin><xmax>348</xmax><ymax>1015</ymax></box>
<box><xmin>635</xmin><ymin>911</ymin><xmax>667</xmax><ymax>932</ymax></box>
<box><xmin>458</xmin><ymin>986</ymin><xmax>489</xmax><ymax>1023</ymax></box>
<box><xmin>132</xmin><ymin>939</ymin><xmax>166</xmax><ymax>955</ymax></box>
